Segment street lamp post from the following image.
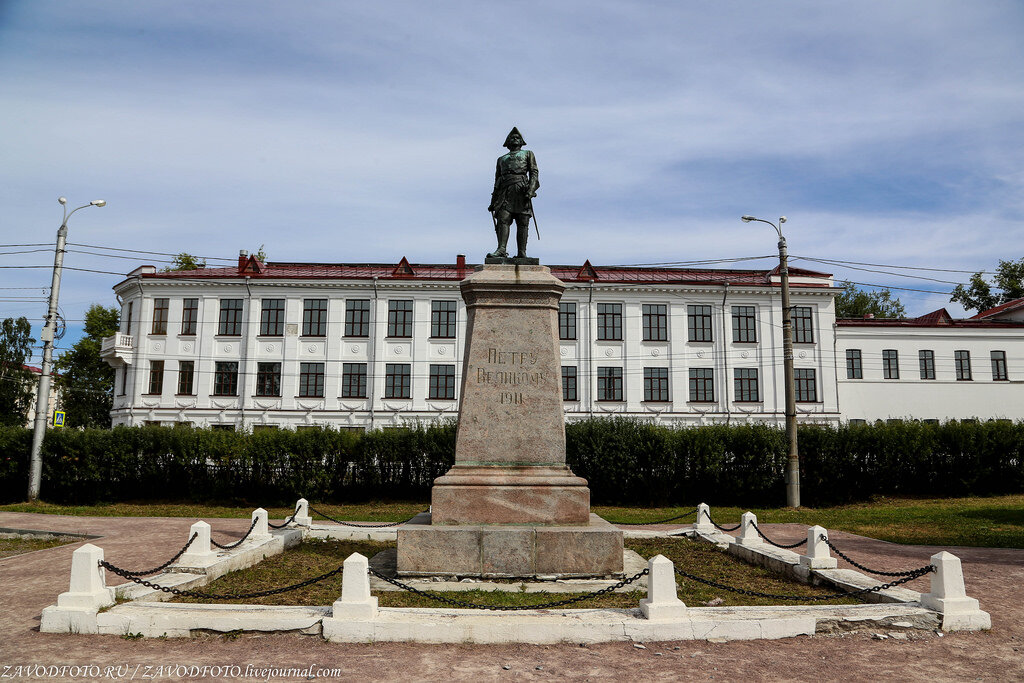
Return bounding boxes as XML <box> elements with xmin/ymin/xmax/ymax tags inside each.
<box><xmin>27</xmin><ymin>197</ymin><xmax>106</xmax><ymax>502</ymax></box>
<box><xmin>741</xmin><ymin>215</ymin><xmax>799</xmax><ymax>508</ymax></box>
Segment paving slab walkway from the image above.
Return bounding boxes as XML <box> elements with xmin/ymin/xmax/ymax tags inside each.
<box><xmin>0</xmin><ymin>512</ymin><xmax>1021</xmax><ymax>682</ymax></box>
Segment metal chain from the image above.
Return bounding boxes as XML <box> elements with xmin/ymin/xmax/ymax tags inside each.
<box><xmin>750</xmin><ymin>522</ymin><xmax>808</xmax><ymax>549</ymax></box>
<box><xmin>707</xmin><ymin>512</ymin><xmax>741</xmax><ymax>532</ymax></box>
<box><xmin>268</xmin><ymin>507</ymin><xmax>300</xmax><ymax>529</ymax></box>
<box><xmin>106</xmin><ymin>533</ymin><xmax>199</xmax><ymax>576</ymax></box>
<box><xmin>611</xmin><ymin>508</ymin><xmax>698</xmax><ymax>526</ymax></box>
<box><xmin>367</xmin><ymin>568</ymin><xmax>650</xmax><ymax>611</ymax></box>
<box><xmin>211</xmin><ymin>518</ymin><xmax>259</xmax><ymax>550</ymax></box>
<box><xmin>673</xmin><ymin>563</ymin><xmax>933</xmax><ymax>601</ymax></box>
<box><xmin>821</xmin><ymin>536</ymin><xmax>934</xmax><ymax>577</ymax></box>
<box><xmin>308</xmin><ymin>504</ymin><xmax>422</xmax><ymax>529</ymax></box>
<box><xmin>100</xmin><ymin>559</ymin><xmax>346</xmax><ymax>600</ymax></box>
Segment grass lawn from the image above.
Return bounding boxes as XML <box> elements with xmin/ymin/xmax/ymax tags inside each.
<box><xmin>0</xmin><ymin>535</ymin><xmax>81</xmax><ymax>559</ymax></box>
<box><xmin>4</xmin><ymin>494</ymin><xmax>1022</xmax><ymax>548</ymax></box>
<box><xmin>166</xmin><ymin>538</ymin><xmax>861</xmax><ymax>609</ymax></box>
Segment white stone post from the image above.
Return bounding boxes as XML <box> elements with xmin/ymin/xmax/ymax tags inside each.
<box><xmin>640</xmin><ymin>555</ymin><xmax>687</xmax><ymax>620</ymax></box>
<box><xmin>920</xmin><ymin>551</ymin><xmax>991</xmax><ymax>631</ymax></box>
<box><xmin>332</xmin><ymin>553</ymin><xmax>378</xmax><ymax>619</ymax></box>
<box><xmin>799</xmin><ymin>525</ymin><xmax>837</xmax><ymax>569</ymax></box>
<box><xmin>252</xmin><ymin>508</ymin><xmax>271</xmax><ymax>540</ymax></box>
<box><xmin>736</xmin><ymin>511</ymin><xmax>763</xmax><ymax>547</ymax></box>
<box><xmin>39</xmin><ymin>543</ymin><xmax>115</xmax><ymax>633</ymax></box>
<box><xmin>294</xmin><ymin>498</ymin><xmax>313</xmax><ymax>527</ymax></box>
<box><xmin>693</xmin><ymin>503</ymin><xmax>714</xmax><ymax>533</ymax></box>
<box><xmin>178</xmin><ymin>521</ymin><xmax>217</xmax><ymax>566</ymax></box>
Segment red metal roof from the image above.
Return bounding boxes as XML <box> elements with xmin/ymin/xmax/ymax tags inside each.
<box><xmin>837</xmin><ymin>307</ymin><xmax>1024</xmax><ymax>329</ymax></box>
<box><xmin>972</xmin><ymin>297</ymin><xmax>1024</xmax><ymax>320</ymax></box>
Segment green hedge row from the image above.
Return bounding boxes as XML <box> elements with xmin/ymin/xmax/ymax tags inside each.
<box><xmin>1</xmin><ymin>418</ymin><xmax>1021</xmax><ymax>506</ymax></box>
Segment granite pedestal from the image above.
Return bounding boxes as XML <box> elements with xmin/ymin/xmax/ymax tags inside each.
<box><xmin>397</xmin><ymin>264</ymin><xmax>623</xmax><ymax>577</ymax></box>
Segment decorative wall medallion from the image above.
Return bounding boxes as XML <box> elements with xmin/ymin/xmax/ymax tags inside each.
<box><xmin>350</xmin><ymin>345</ymin><xmax>359</xmax><ymax>353</ymax></box>
<box><xmin>604</xmin><ymin>348</ymin><xmax>614</xmax><ymax>357</ymax></box>
<box><xmin>741</xmin><ymin>351</ymin><xmax>749</xmax><ymax>359</ymax></box>
<box><xmin>183</xmin><ymin>343</ymin><xmax>193</xmax><ymax>352</ymax></box>
<box><xmin>560</xmin><ymin>348</ymin><xmax>569</xmax><ymax>357</ymax></box>
<box><xmin>153</xmin><ymin>343</ymin><xmax>163</xmax><ymax>353</ymax></box>
<box><xmin>696</xmin><ymin>350</ymin><xmax>705</xmax><ymax>358</ymax></box>
<box><xmin>438</xmin><ymin>346</ymin><xmax>447</xmax><ymax>356</ymax></box>
<box><xmin>651</xmin><ymin>349</ymin><xmax>660</xmax><ymax>357</ymax></box>
<box><xmin>224</xmin><ymin>345</ymin><xmax>234</xmax><ymax>353</ymax></box>
<box><xmin>799</xmin><ymin>351</ymin><xmax>807</xmax><ymax>359</ymax></box>
<box><xmin>265</xmin><ymin>344</ymin><xmax>275</xmax><ymax>352</ymax></box>
<box><xmin>307</xmin><ymin>345</ymin><xmax>317</xmax><ymax>353</ymax></box>
<box><xmin>394</xmin><ymin>347</ymin><xmax>402</xmax><ymax>355</ymax></box>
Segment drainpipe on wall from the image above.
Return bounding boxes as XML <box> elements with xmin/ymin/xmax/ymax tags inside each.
<box><xmin>368</xmin><ymin>277</ymin><xmax>379</xmax><ymax>431</ymax></box>
<box><xmin>241</xmin><ymin>275</ymin><xmax>252</xmax><ymax>430</ymax></box>
<box><xmin>587</xmin><ymin>279</ymin><xmax>595</xmax><ymax>419</ymax></box>
<box><xmin>128</xmin><ymin>275</ymin><xmax>144</xmax><ymax>426</ymax></box>
<box><xmin>721</xmin><ymin>283</ymin><xmax>731</xmax><ymax>425</ymax></box>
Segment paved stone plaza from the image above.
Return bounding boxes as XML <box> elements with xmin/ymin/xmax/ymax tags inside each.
<box><xmin>1</xmin><ymin>510</ymin><xmax>1021</xmax><ymax>680</ymax></box>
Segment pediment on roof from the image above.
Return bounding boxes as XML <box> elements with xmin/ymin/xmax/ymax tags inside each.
<box><xmin>915</xmin><ymin>308</ymin><xmax>953</xmax><ymax>325</ymax></box>
<box><xmin>392</xmin><ymin>257</ymin><xmax>415</xmax><ymax>277</ymax></box>
<box><xmin>575</xmin><ymin>260</ymin><xmax>598</xmax><ymax>281</ymax></box>
<box><xmin>242</xmin><ymin>256</ymin><xmax>265</xmax><ymax>274</ymax></box>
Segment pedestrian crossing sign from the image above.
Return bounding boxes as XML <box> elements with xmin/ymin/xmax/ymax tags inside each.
<box><xmin>53</xmin><ymin>411</ymin><xmax>65</xmax><ymax>427</ymax></box>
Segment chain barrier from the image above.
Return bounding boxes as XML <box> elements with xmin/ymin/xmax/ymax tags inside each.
<box><xmin>100</xmin><ymin>559</ymin><xmax>346</xmax><ymax>600</ymax></box>
<box><xmin>673</xmin><ymin>563</ymin><xmax>933</xmax><ymax>601</ymax></box>
<box><xmin>268</xmin><ymin>506</ymin><xmax>300</xmax><ymax>529</ymax></box>
<box><xmin>106</xmin><ymin>533</ymin><xmax>199</xmax><ymax>577</ymax></box>
<box><xmin>750</xmin><ymin>522</ymin><xmax>808</xmax><ymax>549</ymax></box>
<box><xmin>706</xmin><ymin>513</ymin><xmax>741</xmax><ymax>533</ymax></box>
<box><xmin>368</xmin><ymin>567</ymin><xmax>650</xmax><ymax>611</ymax></box>
<box><xmin>611</xmin><ymin>508</ymin><xmax>698</xmax><ymax>526</ymax></box>
<box><xmin>821</xmin><ymin>536</ymin><xmax>934</xmax><ymax>577</ymax></box>
<box><xmin>211</xmin><ymin>518</ymin><xmax>259</xmax><ymax>550</ymax></box>
<box><xmin>308</xmin><ymin>504</ymin><xmax>423</xmax><ymax>529</ymax></box>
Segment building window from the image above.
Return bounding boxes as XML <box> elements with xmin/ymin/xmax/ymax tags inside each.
<box><xmin>955</xmin><ymin>350</ymin><xmax>972</xmax><ymax>381</ymax></box>
<box><xmin>213</xmin><ymin>361</ymin><xmax>238</xmax><ymax>396</ymax></box>
<box><xmin>428</xmin><ymin>364</ymin><xmax>456</xmax><ymax>399</ymax></box>
<box><xmin>687</xmin><ymin>305</ymin><xmax>713</xmax><ymax>342</ymax></box>
<box><xmin>732</xmin><ymin>306</ymin><xmax>757</xmax><ymax>343</ymax></box>
<box><xmin>260</xmin><ymin>299</ymin><xmax>285</xmax><ymax>336</ymax></box>
<box><xmin>218</xmin><ymin>299</ymin><xmax>243</xmax><ymax>336</ymax></box>
<box><xmin>846</xmin><ymin>349</ymin><xmax>863</xmax><ymax>379</ymax></box>
<box><xmin>387</xmin><ymin>300</ymin><xmax>413</xmax><ymax>338</ymax></box>
<box><xmin>643</xmin><ymin>367</ymin><xmax>669</xmax><ymax>402</ymax></box>
<box><xmin>795</xmin><ymin>368</ymin><xmax>817</xmax><ymax>402</ymax></box>
<box><xmin>384</xmin><ymin>363</ymin><xmax>411</xmax><ymax>398</ymax></box>
<box><xmin>597</xmin><ymin>366</ymin><xmax>623</xmax><ymax>401</ymax></box>
<box><xmin>642</xmin><ymin>304</ymin><xmax>668</xmax><ymax>342</ymax></box>
<box><xmin>302</xmin><ymin>299</ymin><xmax>327</xmax><ymax>337</ymax></box>
<box><xmin>299</xmin><ymin>362</ymin><xmax>325</xmax><ymax>397</ymax></box>
<box><xmin>734</xmin><ymin>368</ymin><xmax>760</xmax><ymax>402</ymax></box>
<box><xmin>123</xmin><ymin>301</ymin><xmax>133</xmax><ymax>335</ymax></box>
<box><xmin>597</xmin><ymin>303</ymin><xmax>622</xmax><ymax>341</ymax></box>
<box><xmin>151</xmin><ymin>298</ymin><xmax>169</xmax><ymax>335</ymax></box>
<box><xmin>793</xmin><ymin>306</ymin><xmax>814</xmax><ymax>343</ymax></box>
<box><xmin>255</xmin><ymin>362</ymin><xmax>281</xmax><ymax>397</ymax></box>
<box><xmin>562</xmin><ymin>366</ymin><xmax>577</xmax><ymax>401</ymax></box>
<box><xmin>991</xmin><ymin>350</ymin><xmax>1008</xmax><ymax>381</ymax></box>
<box><xmin>688</xmin><ymin>368</ymin><xmax>714</xmax><ymax>402</ymax></box>
<box><xmin>181</xmin><ymin>298</ymin><xmax>198</xmax><ymax>335</ymax></box>
<box><xmin>119</xmin><ymin>367</ymin><xmax>127</xmax><ymax>396</ymax></box>
<box><xmin>177</xmin><ymin>360</ymin><xmax>194</xmax><ymax>395</ymax></box>
<box><xmin>882</xmin><ymin>349</ymin><xmax>899</xmax><ymax>379</ymax></box>
<box><xmin>431</xmin><ymin>301</ymin><xmax>457</xmax><ymax>339</ymax></box>
<box><xmin>344</xmin><ymin>299</ymin><xmax>371</xmax><ymax>337</ymax></box>
<box><xmin>147</xmin><ymin>360</ymin><xmax>164</xmax><ymax>395</ymax></box>
<box><xmin>559</xmin><ymin>302</ymin><xmax>577</xmax><ymax>341</ymax></box>
<box><xmin>919</xmin><ymin>350</ymin><xmax>936</xmax><ymax>380</ymax></box>
<box><xmin>341</xmin><ymin>363</ymin><xmax>367</xmax><ymax>398</ymax></box>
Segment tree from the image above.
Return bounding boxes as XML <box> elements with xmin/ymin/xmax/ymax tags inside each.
<box><xmin>950</xmin><ymin>258</ymin><xmax>1024</xmax><ymax>313</ymax></box>
<box><xmin>54</xmin><ymin>305</ymin><xmax>119</xmax><ymax>428</ymax></box>
<box><xmin>834</xmin><ymin>281</ymin><xmax>906</xmax><ymax>319</ymax></box>
<box><xmin>0</xmin><ymin>317</ymin><xmax>36</xmax><ymax>426</ymax></box>
<box><xmin>163</xmin><ymin>252</ymin><xmax>206</xmax><ymax>272</ymax></box>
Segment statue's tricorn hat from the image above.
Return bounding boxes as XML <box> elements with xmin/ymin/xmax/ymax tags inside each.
<box><xmin>503</xmin><ymin>127</ymin><xmax>525</xmax><ymax>148</ymax></box>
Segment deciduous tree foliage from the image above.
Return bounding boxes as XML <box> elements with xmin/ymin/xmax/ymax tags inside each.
<box><xmin>163</xmin><ymin>252</ymin><xmax>206</xmax><ymax>271</ymax></box>
<box><xmin>834</xmin><ymin>281</ymin><xmax>906</xmax><ymax>319</ymax></box>
<box><xmin>951</xmin><ymin>258</ymin><xmax>1024</xmax><ymax>313</ymax></box>
<box><xmin>54</xmin><ymin>305</ymin><xmax>119</xmax><ymax>428</ymax></box>
<box><xmin>0</xmin><ymin>317</ymin><xmax>36</xmax><ymax>427</ymax></box>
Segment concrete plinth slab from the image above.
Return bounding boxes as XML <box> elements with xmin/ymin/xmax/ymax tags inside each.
<box><xmin>397</xmin><ymin>513</ymin><xmax>623</xmax><ymax>578</ymax></box>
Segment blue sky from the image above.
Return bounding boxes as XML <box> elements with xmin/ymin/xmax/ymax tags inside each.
<box><xmin>2</xmin><ymin>1</ymin><xmax>1023</xmax><ymax>362</ymax></box>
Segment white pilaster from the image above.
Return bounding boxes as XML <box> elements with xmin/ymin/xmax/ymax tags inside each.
<box><xmin>736</xmin><ymin>511</ymin><xmax>763</xmax><ymax>547</ymax></box>
<box><xmin>799</xmin><ymin>525</ymin><xmax>837</xmax><ymax>569</ymax></box>
<box><xmin>639</xmin><ymin>555</ymin><xmax>687</xmax><ymax>620</ymax></box>
<box><xmin>332</xmin><ymin>552</ymin><xmax>378</xmax><ymax>619</ymax></box>
<box><xmin>920</xmin><ymin>551</ymin><xmax>991</xmax><ymax>631</ymax></box>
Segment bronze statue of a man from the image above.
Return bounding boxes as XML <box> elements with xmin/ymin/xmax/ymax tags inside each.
<box><xmin>487</xmin><ymin>127</ymin><xmax>539</xmax><ymax>260</ymax></box>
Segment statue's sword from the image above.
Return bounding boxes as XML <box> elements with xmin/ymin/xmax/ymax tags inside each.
<box><xmin>528</xmin><ymin>197</ymin><xmax>540</xmax><ymax>240</ymax></box>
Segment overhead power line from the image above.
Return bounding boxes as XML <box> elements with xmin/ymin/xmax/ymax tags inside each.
<box><xmin>67</xmin><ymin>242</ymin><xmax>236</xmax><ymax>262</ymax></box>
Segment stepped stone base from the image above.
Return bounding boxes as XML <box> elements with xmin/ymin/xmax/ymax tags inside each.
<box><xmin>397</xmin><ymin>513</ymin><xmax>624</xmax><ymax>578</ymax></box>
<box><xmin>431</xmin><ymin>465</ymin><xmax>590</xmax><ymax>525</ymax></box>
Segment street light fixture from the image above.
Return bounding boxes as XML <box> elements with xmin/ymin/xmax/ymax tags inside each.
<box><xmin>741</xmin><ymin>214</ymin><xmax>800</xmax><ymax>508</ymax></box>
<box><xmin>27</xmin><ymin>197</ymin><xmax>106</xmax><ymax>501</ymax></box>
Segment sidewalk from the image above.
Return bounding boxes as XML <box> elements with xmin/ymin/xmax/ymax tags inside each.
<box><xmin>1</xmin><ymin>512</ymin><xmax>1021</xmax><ymax>681</ymax></box>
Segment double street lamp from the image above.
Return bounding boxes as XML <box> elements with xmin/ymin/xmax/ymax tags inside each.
<box><xmin>741</xmin><ymin>215</ymin><xmax>800</xmax><ymax>508</ymax></box>
<box><xmin>27</xmin><ymin>197</ymin><xmax>106</xmax><ymax>502</ymax></box>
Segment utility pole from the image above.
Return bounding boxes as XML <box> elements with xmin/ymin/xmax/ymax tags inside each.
<box><xmin>742</xmin><ymin>215</ymin><xmax>799</xmax><ymax>508</ymax></box>
<box><xmin>27</xmin><ymin>197</ymin><xmax>105</xmax><ymax>501</ymax></box>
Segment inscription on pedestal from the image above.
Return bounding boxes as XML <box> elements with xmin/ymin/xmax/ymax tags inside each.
<box><xmin>476</xmin><ymin>348</ymin><xmax>544</xmax><ymax>406</ymax></box>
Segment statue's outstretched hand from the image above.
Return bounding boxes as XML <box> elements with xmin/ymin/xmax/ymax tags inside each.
<box><xmin>487</xmin><ymin>204</ymin><xmax>494</xmax><ymax>212</ymax></box>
